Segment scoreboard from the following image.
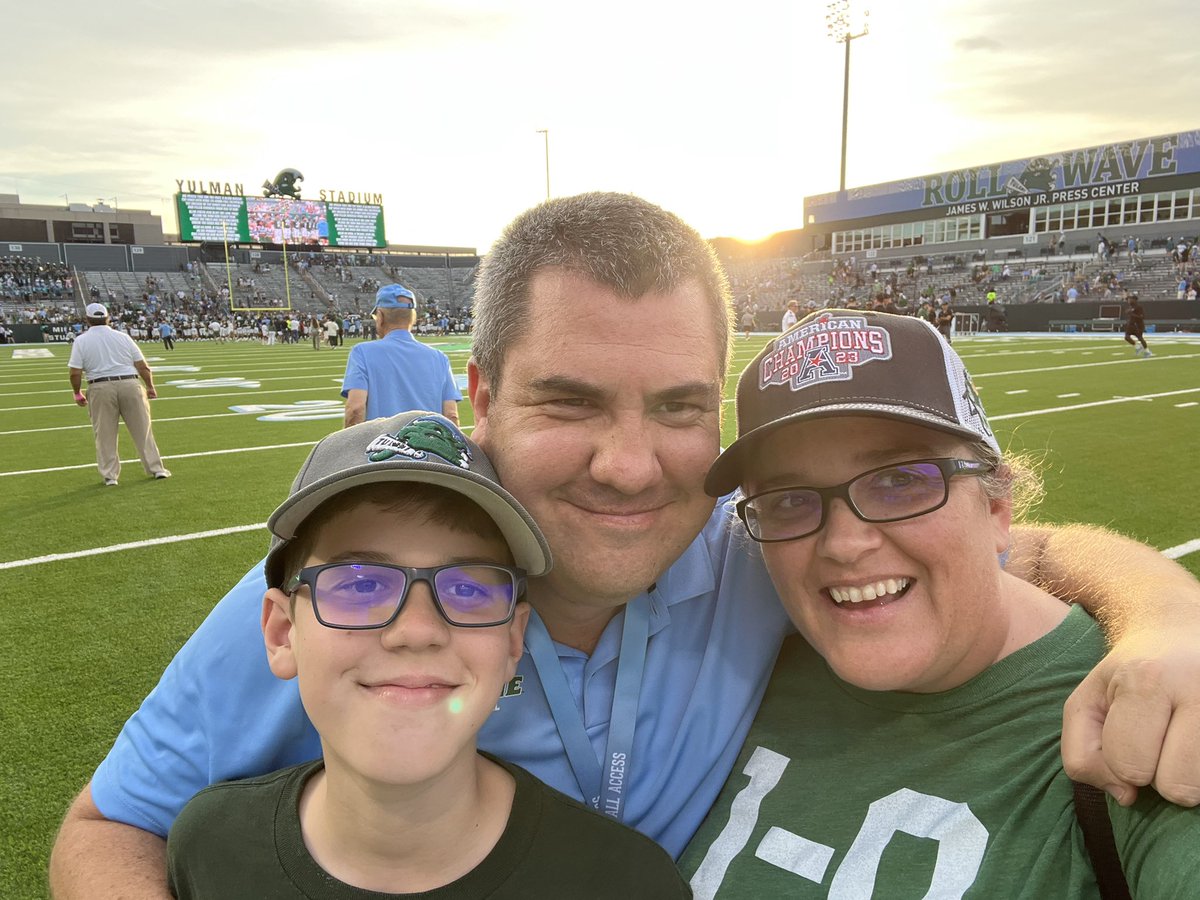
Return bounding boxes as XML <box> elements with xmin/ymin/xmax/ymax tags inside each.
<box><xmin>176</xmin><ymin>193</ymin><xmax>386</xmax><ymax>248</ymax></box>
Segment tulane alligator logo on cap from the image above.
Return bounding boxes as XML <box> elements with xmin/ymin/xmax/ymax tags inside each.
<box><xmin>364</xmin><ymin>415</ymin><xmax>472</xmax><ymax>468</ymax></box>
<box><xmin>759</xmin><ymin>314</ymin><xmax>892</xmax><ymax>391</ymax></box>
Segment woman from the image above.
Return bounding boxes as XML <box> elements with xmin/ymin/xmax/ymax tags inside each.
<box><xmin>681</xmin><ymin>309</ymin><xmax>1196</xmax><ymax>898</ymax></box>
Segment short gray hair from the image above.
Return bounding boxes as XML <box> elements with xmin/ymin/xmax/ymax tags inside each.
<box><xmin>471</xmin><ymin>192</ymin><xmax>733</xmax><ymax>391</ymax></box>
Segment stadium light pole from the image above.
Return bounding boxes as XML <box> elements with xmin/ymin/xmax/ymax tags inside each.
<box><xmin>536</xmin><ymin>129</ymin><xmax>550</xmax><ymax>199</ymax></box>
<box><xmin>826</xmin><ymin>1</ymin><xmax>869</xmax><ymax>193</ymax></box>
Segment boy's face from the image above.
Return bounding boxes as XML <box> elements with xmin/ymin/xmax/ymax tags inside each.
<box><xmin>262</xmin><ymin>502</ymin><xmax>528</xmax><ymax>787</ymax></box>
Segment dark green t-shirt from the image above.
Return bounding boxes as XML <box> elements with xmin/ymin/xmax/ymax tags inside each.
<box><xmin>168</xmin><ymin>753</ymin><xmax>690</xmax><ymax>899</ymax></box>
<box><xmin>679</xmin><ymin>606</ymin><xmax>1198</xmax><ymax>898</ymax></box>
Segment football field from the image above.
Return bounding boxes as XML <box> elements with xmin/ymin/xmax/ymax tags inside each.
<box><xmin>2</xmin><ymin>330</ymin><xmax>1199</xmax><ymax>896</ymax></box>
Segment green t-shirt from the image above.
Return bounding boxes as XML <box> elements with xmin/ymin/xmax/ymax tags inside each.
<box><xmin>679</xmin><ymin>606</ymin><xmax>1198</xmax><ymax>898</ymax></box>
<box><xmin>168</xmin><ymin>753</ymin><xmax>690</xmax><ymax>899</ymax></box>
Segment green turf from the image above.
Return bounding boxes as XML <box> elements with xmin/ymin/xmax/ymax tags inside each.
<box><xmin>2</xmin><ymin>331</ymin><xmax>1198</xmax><ymax>897</ymax></box>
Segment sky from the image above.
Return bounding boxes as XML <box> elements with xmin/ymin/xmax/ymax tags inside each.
<box><xmin>1</xmin><ymin>0</ymin><xmax>1195</xmax><ymax>251</ymax></box>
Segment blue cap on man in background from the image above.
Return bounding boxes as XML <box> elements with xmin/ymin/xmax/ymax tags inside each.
<box><xmin>372</xmin><ymin>283</ymin><xmax>416</xmax><ymax>312</ymax></box>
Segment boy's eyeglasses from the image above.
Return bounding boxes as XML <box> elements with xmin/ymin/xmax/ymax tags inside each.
<box><xmin>286</xmin><ymin>562</ymin><xmax>526</xmax><ymax>629</ymax></box>
<box><xmin>736</xmin><ymin>457</ymin><xmax>995</xmax><ymax>543</ymax></box>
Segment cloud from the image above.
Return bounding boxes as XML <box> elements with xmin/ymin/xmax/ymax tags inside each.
<box><xmin>955</xmin><ymin>36</ymin><xmax>1001</xmax><ymax>52</ymax></box>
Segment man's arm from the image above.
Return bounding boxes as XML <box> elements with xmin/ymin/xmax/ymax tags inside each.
<box><xmin>50</xmin><ymin>784</ymin><xmax>170</xmax><ymax>900</ymax></box>
<box><xmin>441</xmin><ymin>399</ymin><xmax>460</xmax><ymax>425</ymax></box>
<box><xmin>134</xmin><ymin>360</ymin><xmax>157</xmax><ymax>399</ymax></box>
<box><xmin>69</xmin><ymin>366</ymin><xmax>86</xmax><ymax>406</ymax></box>
<box><xmin>1008</xmin><ymin>523</ymin><xmax>1200</xmax><ymax>807</ymax></box>
<box><xmin>344</xmin><ymin>389</ymin><xmax>368</xmax><ymax>428</ymax></box>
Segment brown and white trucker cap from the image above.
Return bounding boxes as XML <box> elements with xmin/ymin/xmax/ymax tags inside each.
<box><xmin>705</xmin><ymin>309</ymin><xmax>999</xmax><ymax>496</ymax></box>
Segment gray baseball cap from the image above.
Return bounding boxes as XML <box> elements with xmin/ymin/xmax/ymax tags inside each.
<box><xmin>706</xmin><ymin>310</ymin><xmax>1000</xmax><ymax>496</ymax></box>
<box><xmin>264</xmin><ymin>411</ymin><xmax>552</xmax><ymax>588</ymax></box>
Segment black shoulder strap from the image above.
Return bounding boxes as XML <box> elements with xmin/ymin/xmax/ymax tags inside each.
<box><xmin>1071</xmin><ymin>780</ymin><xmax>1132</xmax><ymax>900</ymax></box>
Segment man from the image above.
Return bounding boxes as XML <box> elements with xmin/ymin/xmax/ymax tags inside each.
<box><xmin>67</xmin><ymin>302</ymin><xmax>170</xmax><ymax>486</ymax></box>
<box><xmin>781</xmin><ymin>299</ymin><xmax>799</xmax><ymax>332</ymax></box>
<box><xmin>1124</xmin><ymin>292</ymin><xmax>1152</xmax><ymax>357</ymax></box>
<box><xmin>157</xmin><ymin>320</ymin><xmax>174</xmax><ymax>351</ymax></box>
<box><xmin>935</xmin><ymin>298</ymin><xmax>954</xmax><ymax>343</ymax></box>
<box><xmin>340</xmin><ymin>283</ymin><xmax>461</xmax><ymax>428</ymax></box>
<box><xmin>51</xmin><ymin>194</ymin><xmax>1200</xmax><ymax>897</ymax></box>
<box><xmin>322</xmin><ymin>314</ymin><xmax>340</xmax><ymax>348</ymax></box>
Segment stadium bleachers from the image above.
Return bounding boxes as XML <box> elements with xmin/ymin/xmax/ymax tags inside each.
<box><xmin>79</xmin><ymin>270</ymin><xmax>199</xmax><ymax>307</ymax></box>
<box><xmin>725</xmin><ymin>231</ymin><xmax>1200</xmax><ymax>319</ymax></box>
<box><xmin>203</xmin><ymin>262</ymin><xmax>328</xmax><ymax>314</ymax></box>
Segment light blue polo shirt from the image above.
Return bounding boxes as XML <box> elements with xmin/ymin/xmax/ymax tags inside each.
<box><xmin>90</xmin><ymin>501</ymin><xmax>792</xmax><ymax>859</ymax></box>
<box><xmin>340</xmin><ymin>329</ymin><xmax>460</xmax><ymax>420</ymax></box>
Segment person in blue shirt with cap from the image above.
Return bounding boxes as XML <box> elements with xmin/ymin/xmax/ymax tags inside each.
<box><xmin>340</xmin><ymin>283</ymin><xmax>462</xmax><ymax>428</ymax></box>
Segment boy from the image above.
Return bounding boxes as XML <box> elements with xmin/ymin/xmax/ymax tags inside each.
<box><xmin>167</xmin><ymin>411</ymin><xmax>689</xmax><ymax>898</ymax></box>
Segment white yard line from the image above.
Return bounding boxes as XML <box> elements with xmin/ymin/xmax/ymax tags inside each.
<box><xmin>1</xmin><ymin>423</ymin><xmax>474</xmax><ymax>472</ymax></box>
<box><xmin>0</xmin><ymin>440</ymin><xmax>319</xmax><ymax>476</ymax></box>
<box><xmin>0</xmin><ymin>371</ymin><xmax>349</xmax><ymax>398</ymax></box>
<box><xmin>973</xmin><ymin>352</ymin><xmax>1200</xmax><ymax>379</ymax></box>
<box><xmin>4</xmin><ymin>385</ymin><xmax>353</xmax><ymax>412</ymax></box>
<box><xmin>0</xmin><ymin>411</ymin><xmax>248</xmax><ymax>436</ymax></box>
<box><xmin>1164</xmin><ymin>539</ymin><xmax>1200</xmax><ymax>559</ymax></box>
<box><xmin>989</xmin><ymin>387</ymin><xmax>1200</xmax><ymax>421</ymax></box>
<box><xmin>0</xmin><ymin>524</ymin><xmax>266</xmax><ymax>570</ymax></box>
<box><xmin>0</xmin><ymin>360</ymin><xmax>352</xmax><ymax>388</ymax></box>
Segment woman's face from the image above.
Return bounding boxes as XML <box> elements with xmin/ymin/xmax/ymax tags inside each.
<box><xmin>745</xmin><ymin>416</ymin><xmax>1013</xmax><ymax>693</ymax></box>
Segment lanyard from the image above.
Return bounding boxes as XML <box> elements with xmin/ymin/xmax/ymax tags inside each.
<box><xmin>525</xmin><ymin>596</ymin><xmax>651</xmax><ymax>822</ymax></box>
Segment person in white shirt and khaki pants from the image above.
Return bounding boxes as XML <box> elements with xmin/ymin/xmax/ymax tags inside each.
<box><xmin>68</xmin><ymin>303</ymin><xmax>171</xmax><ymax>486</ymax></box>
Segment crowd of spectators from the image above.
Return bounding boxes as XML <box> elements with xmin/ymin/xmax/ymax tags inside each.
<box><xmin>1</xmin><ymin>256</ymin><xmax>73</xmax><ymax>301</ymax></box>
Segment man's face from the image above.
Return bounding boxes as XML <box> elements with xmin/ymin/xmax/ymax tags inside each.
<box><xmin>470</xmin><ymin>267</ymin><xmax>724</xmax><ymax>618</ymax></box>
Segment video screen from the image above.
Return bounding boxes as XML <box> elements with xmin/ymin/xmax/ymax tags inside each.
<box><xmin>247</xmin><ymin>199</ymin><xmax>328</xmax><ymax>245</ymax></box>
<box><xmin>176</xmin><ymin>194</ymin><xmax>385</xmax><ymax>248</ymax></box>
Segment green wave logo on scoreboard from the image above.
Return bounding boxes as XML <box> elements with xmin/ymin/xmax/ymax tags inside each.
<box><xmin>759</xmin><ymin>314</ymin><xmax>892</xmax><ymax>391</ymax></box>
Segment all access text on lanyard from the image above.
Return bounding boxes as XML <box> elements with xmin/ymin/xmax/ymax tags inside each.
<box><xmin>524</xmin><ymin>593</ymin><xmax>651</xmax><ymax>822</ymax></box>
